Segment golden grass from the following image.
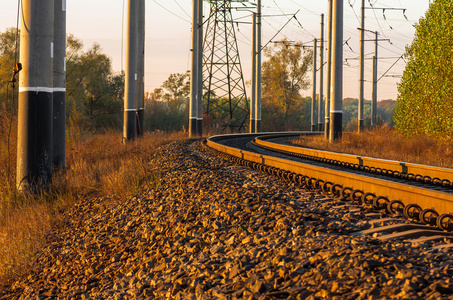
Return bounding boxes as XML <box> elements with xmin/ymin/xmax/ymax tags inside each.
<box><xmin>0</xmin><ymin>111</ymin><xmax>187</xmax><ymax>288</ymax></box>
<box><xmin>292</xmin><ymin>126</ymin><xmax>453</xmax><ymax>168</ymax></box>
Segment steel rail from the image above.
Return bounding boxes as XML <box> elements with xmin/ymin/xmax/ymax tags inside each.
<box><xmin>255</xmin><ymin>134</ymin><xmax>453</xmax><ymax>184</ymax></box>
<box><xmin>205</xmin><ymin>133</ymin><xmax>453</xmax><ymax>226</ymax></box>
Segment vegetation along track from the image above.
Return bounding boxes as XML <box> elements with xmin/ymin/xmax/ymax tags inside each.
<box><xmin>205</xmin><ymin>132</ymin><xmax>453</xmax><ymax>234</ymax></box>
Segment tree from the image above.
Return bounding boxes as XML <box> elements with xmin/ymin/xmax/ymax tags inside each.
<box><xmin>395</xmin><ymin>0</ymin><xmax>453</xmax><ymax>139</ymax></box>
<box><xmin>161</xmin><ymin>71</ymin><xmax>190</xmax><ymax>114</ymax></box>
<box><xmin>66</xmin><ymin>35</ymin><xmax>124</xmax><ymax>129</ymax></box>
<box><xmin>343</xmin><ymin>98</ymin><xmax>395</xmax><ymax>131</ymax></box>
<box><xmin>0</xmin><ymin>28</ymin><xmax>20</xmax><ymax>109</ymax></box>
<box><xmin>0</xmin><ymin>29</ymin><xmax>124</xmax><ymax>133</ymax></box>
<box><xmin>261</xmin><ymin>40</ymin><xmax>312</xmax><ymax>131</ymax></box>
<box><xmin>143</xmin><ymin>73</ymin><xmax>190</xmax><ymax>132</ymax></box>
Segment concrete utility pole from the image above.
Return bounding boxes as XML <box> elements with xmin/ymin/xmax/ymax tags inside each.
<box><xmin>318</xmin><ymin>14</ymin><xmax>325</xmax><ymax>132</ymax></box>
<box><xmin>17</xmin><ymin>0</ymin><xmax>54</xmax><ymax>190</ymax></box>
<box><xmin>372</xmin><ymin>31</ymin><xmax>378</xmax><ymax>127</ymax></box>
<box><xmin>358</xmin><ymin>0</ymin><xmax>365</xmax><ymax>132</ymax></box>
<box><xmin>311</xmin><ymin>38</ymin><xmax>317</xmax><ymax>132</ymax></box>
<box><xmin>137</xmin><ymin>0</ymin><xmax>145</xmax><ymax>137</ymax></box>
<box><xmin>123</xmin><ymin>0</ymin><xmax>138</xmax><ymax>142</ymax></box>
<box><xmin>329</xmin><ymin>0</ymin><xmax>343</xmax><ymax>142</ymax></box>
<box><xmin>250</xmin><ymin>12</ymin><xmax>257</xmax><ymax>133</ymax></box>
<box><xmin>255</xmin><ymin>0</ymin><xmax>262</xmax><ymax>133</ymax></box>
<box><xmin>325</xmin><ymin>0</ymin><xmax>333</xmax><ymax>139</ymax></box>
<box><xmin>189</xmin><ymin>0</ymin><xmax>198</xmax><ymax>138</ymax></box>
<box><xmin>197</xmin><ymin>0</ymin><xmax>203</xmax><ymax>136</ymax></box>
<box><xmin>53</xmin><ymin>0</ymin><xmax>66</xmax><ymax>169</ymax></box>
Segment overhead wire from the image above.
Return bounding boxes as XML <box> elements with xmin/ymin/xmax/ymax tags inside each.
<box><xmin>348</xmin><ymin>0</ymin><xmax>374</xmax><ymax>41</ymax></box>
<box><xmin>287</xmin><ymin>0</ymin><xmax>318</xmax><ymax>15</ymax></box>
<box><xmin>371</xmin><ymin>7</ymin><xmax>390</xmax><ymax>41</ymax></box>
<box><xmin>174</xmin><ymin>0</ymin><xmax>191</xmax><ymax>19</ymax></box>
<box><xmin>152</xmin><ymin>0</ymin><xmax>191</xmax><ymax>23</ymax></box>
<box><xmin>271</xmin><ymin>0</ymin><xmax>286</xmax><ymax>15</ymax></box>
<box><xmin>151</xmin><ymin>0</ymin><xmax>420</xmax><ymax>100</ymax></box>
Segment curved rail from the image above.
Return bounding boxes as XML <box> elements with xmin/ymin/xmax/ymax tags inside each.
<box><xmin>256</xmin><ymin>134</ymin><xmax>453</xmax><ymax>184</ymax></box>
<box><xmin>205</xmin><ymin>132</ymin><xmax>453</xmax><ymax>231</ymax></box>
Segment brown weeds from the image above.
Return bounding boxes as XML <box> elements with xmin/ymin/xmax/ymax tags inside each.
<box><xmin>0</xmin><ymin>121</ymin><xmax>186</xmax><ymax>288</ymax></box>
<box><xmin>292</xmin><ymin>126</ymin><xmax>453</xmax><ymax>168</ymax></box>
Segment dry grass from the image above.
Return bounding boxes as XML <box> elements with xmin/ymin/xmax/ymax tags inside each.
<box><xmin>57</xmin><ymin>129</ymin><xmax>186</xmax><ymax>202</ymax></box>
<box><xmin>0</xmin><ymin>108</ymin><xmax>187</xmax><ymax>288</ymax></box>
<box><xmin>292</xmin><ymin>126</ymin><xmax>453</xmax><ymax>168</ymax></box>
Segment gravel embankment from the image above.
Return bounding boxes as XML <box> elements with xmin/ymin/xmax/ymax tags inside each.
<box><xmin>2</xmin><ymin>139</ymin><xmax>453</xmax><ymax>299</ymax></box>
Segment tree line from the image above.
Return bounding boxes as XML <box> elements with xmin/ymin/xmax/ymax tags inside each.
<box><xmin>4</xmin><ymin>0</ymin><xmax>449</xmax><ymax>139</ymax></box>
<box><xmin>1</xmin><ymin>28</ymin><xmax>399</xmax><ymax>137</ymax></box>
<box><xmin>0</xmin><ymin>29</ymin><xmax>192</xmax><ymax>135</ymax></box>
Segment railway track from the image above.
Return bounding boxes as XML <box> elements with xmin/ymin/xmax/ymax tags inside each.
<box><xmin>205</xmin><ymin>132</ymin><xmax>453</xmax><ymax>244</ymax></box>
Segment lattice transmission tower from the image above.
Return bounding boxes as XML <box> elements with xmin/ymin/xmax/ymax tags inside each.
<box><xmin>202</xmin><ymin>0</ymin><xmax>250</xmax><ymax>133</ymax></box>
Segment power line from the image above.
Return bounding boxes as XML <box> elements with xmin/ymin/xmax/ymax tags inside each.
<box><xmin>174</xmin><ymin>0</ymin><xmax>191</xmax><ymax>19</ymax></box>
<box><xmin>152</xmin><ymin>0</ymin><xmax>191</xmax><ymax>23</ymax></box>
<box><xmin>261</xmin><ymin>12</ymin><xmax>300</xmax><ymax>51</ymax></box>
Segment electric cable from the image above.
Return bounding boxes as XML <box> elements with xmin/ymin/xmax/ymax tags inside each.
<box><xmin>152</xmin><ymin>0</ymin><xmax>191</xmax><ymax>23</ymax></box>
<box><xmin>174</xmin><ymin>0</ymin><xmax>192</xmax><ymax>19</ymax></box>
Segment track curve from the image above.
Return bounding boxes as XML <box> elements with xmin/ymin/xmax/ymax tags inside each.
<box><xmin>205</xmin><ymin>132</ymin><xmax>453</xmax><ymax>231</ymax></box>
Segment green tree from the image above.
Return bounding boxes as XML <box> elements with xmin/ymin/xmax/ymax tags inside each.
<box><xmin>66</xmin><ymin>35</ymin><xmax>124</xmax><ymax>130</ymax></box>
<box><xmin>0</xmin><ymin>29</ymin><xmax>124</xmax><ymax>133</ymax></box>
<box><xmin>261</xmin><ymin>40</ymin><xmax>312</xmax><ymax>131</ymax></box>
<box><xmin>343</xmin><ymin>98</ymin><xmax>395</xmax><ymax>131</ymax></box>
<box><xmin>161</xmin><ymin>71</ymin><xmax>190</xmax><ymax>114</ymax></box>
<box><xmin>143</xmin><ymin>72</ymin><xmax>190</xmax><ymax>132</ymax></box>
<box><xmin>0</xmin><ymin>27</ymin><xmax>20</xmax><ymax>109</ymax></box>
<box><xmin>395</xmin><ymin>0</ymin><xmax>453</xmax><ymax>139</ymax></box>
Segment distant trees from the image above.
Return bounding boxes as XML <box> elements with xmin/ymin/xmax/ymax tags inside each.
<box><xmin>0</xmin><ymin>28</ymin><xmax>199</xmax><ymax>134</ymax></box>
<box><xmin>261</xmin><ymin>40</ymin><xmax>313</xmax><ymax>131</ymax></box>
<box><xmin>343</xmin><ymin>98</ymin><xmax>396</xmax><ymax>131</ymax></box>
<box><xmin>0</xmin><ymin>30</ymin><xmax>189</xmax><ymax>134</ymax></box>
<box><xmin>161</xmin><ymin>71</ymin><xmax>190</xmax><ymax>115</ymax></box>
<box><xmin>144</xmin><ymin>72</ymin><xmax>190</xmax><ymax>132</ymax></box>
<box><xmin>66</xmin><ymin>34</ymin><xmax>124</xmax><ymax>130</ymax></box>
<box><xmin>395</xmin><ymin>0</ymin><xmax>453</xmax><ymax>139</ymax></box>
<box><xmin>0</xmin><ymin>30</ymin><xmax>125</xmax><ymax>133</ymax></box>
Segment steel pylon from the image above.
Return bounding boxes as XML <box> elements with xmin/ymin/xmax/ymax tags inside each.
<box><xmin>202</xmin><ymin>0</ymin><xmax>249</xmax><ymax>133</ymax></box>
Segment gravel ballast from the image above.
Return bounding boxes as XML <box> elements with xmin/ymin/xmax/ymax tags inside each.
<box><xmin>2</xmin><ymin>139</ymin><xmax>453</xmax><ymax>299</ymax></box>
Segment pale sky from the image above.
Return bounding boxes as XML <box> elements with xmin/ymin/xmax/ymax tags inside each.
<box><xmin>0</xmin><ymin>0</ymin><xmax>430</xmax><ymax>101</ymax></box>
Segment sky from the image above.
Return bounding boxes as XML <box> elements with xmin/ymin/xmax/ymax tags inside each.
<box><xmin>0</xmin><ymin>0</ymin><xmax>431</xmax><ymax>101</ymax></box>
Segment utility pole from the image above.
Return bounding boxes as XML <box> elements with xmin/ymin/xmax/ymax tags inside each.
<box><xmin>189</xmin><ymin>0</ymin><xmax>198</xmax><ymax>137</ymax></box>
<box><xmin>250</xmin><ymin>12</ymin><xmax>257</xmax><ymax>133</ymax></box>
<box><xmin>311</xmin><ymin>38</ymin><xmax>317</xmax><ymax>132</ymax></box>
<box><xmin>123</xmin><ymin>0</ymin><xmax>138</xmax><ymax>142</ymax></box>
<box><xmin>53</xmin><ymin>0</ymin><xmax>66</xmax><ymax>168</ymax></box>
<box><xmin>325</xmin><ymin>0</ymin><xmax>333</xmax><ymax>139</ymax></box>
<box><xmin>17</xmin><ymin>0</ymin><xmax>54</xmax><ymax>190</ymax></box>
<box><xmin>318</xmin><ymin>14</ymin><xmax>325</xmax><ymax>132</ymax></box>
<box><xmin>197</xmin><ymin>0</ymin><xmax>203</xmax><ymax>137</ymax></box>
<box><xmin>361</xmin><ymin>29</ymin><xmax>386</xmax><ymax>127</ymax></box>
<box><xmin>372</xmin><ymin>31</ymin><xmax>378</xmax><ymax>127</ymax></box>
<box><xmin>329</xmin><ymin>0</ymin><xmax>343</xmax><ymax>142</ymax></box>
<box><xmin>358</xmin><ymin>5</ymin><xmax>400</xmax><ymax>130</ymax></box>
<box><xmin>358</xmin><ymin>0</ymin><xmax>365</xmax><ymax>132</ymax></box>
<box><xmin>137</xmin><ymin>0</ymin><xmax>145</xmax><ymax>137</ymax></box>
<box><xmin>255</xmin><ymin>0</ymin><xmax>262</xmax><ymax>133</ymax></box>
